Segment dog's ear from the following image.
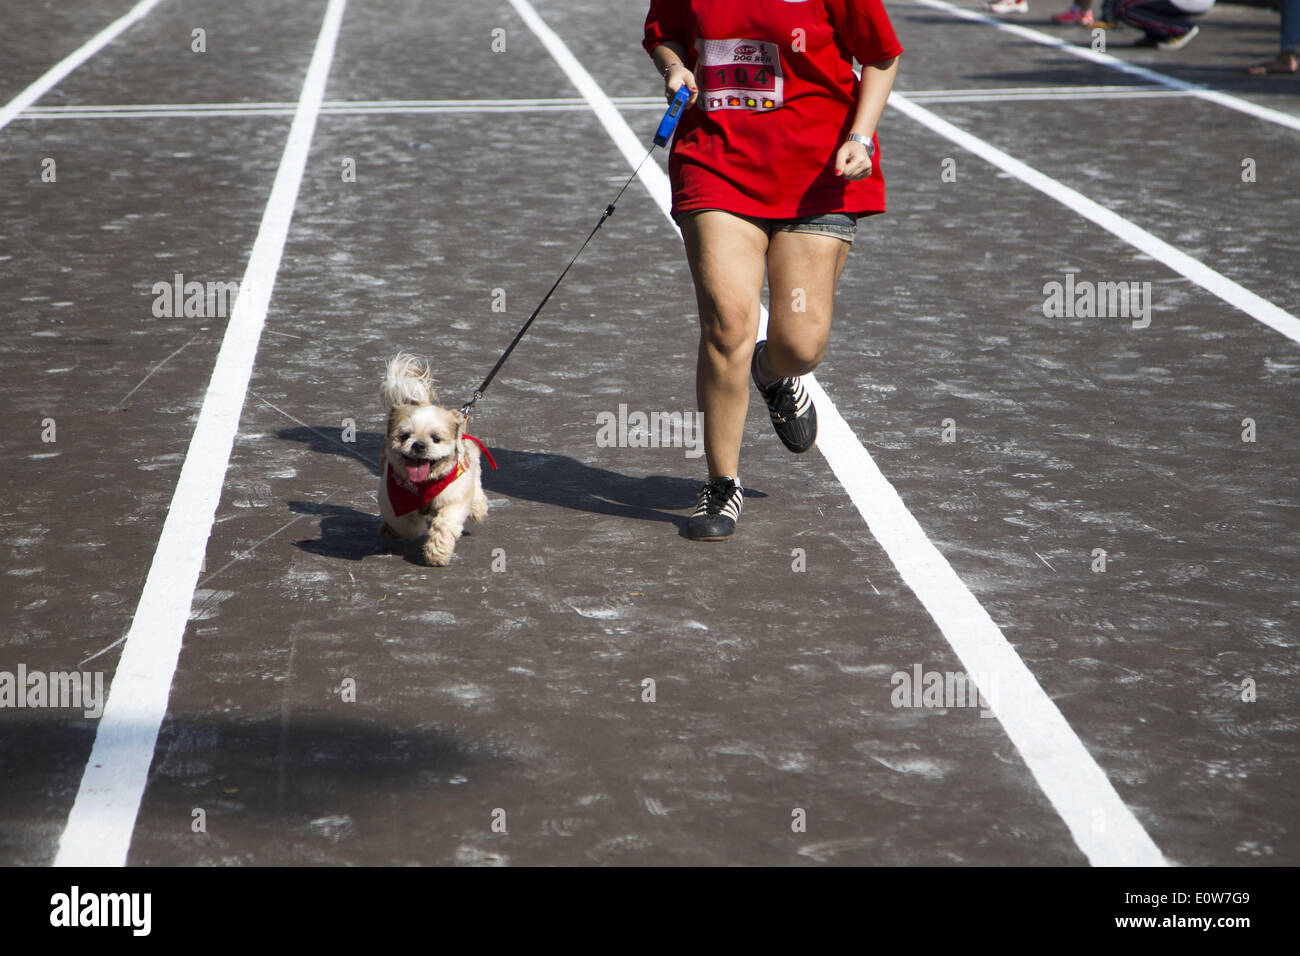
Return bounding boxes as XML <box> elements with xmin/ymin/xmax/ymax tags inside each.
<box><xmin>380</xmin><ymin>408</ymin><xmax>394</xmax><ymax>468</ymax></box>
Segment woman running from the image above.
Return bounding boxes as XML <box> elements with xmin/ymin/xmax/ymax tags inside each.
<box><xmin>643</xmin><ymin>0</ymin><xmax>903</xmax><ymax>540</ymax></box>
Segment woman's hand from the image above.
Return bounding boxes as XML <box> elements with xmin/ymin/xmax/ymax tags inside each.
<box><xmin>664</xmin><ymin>62</ymin><xmax>699</xmax><ymax>109</ymax></box>
<box><xmin>835</xmin><ymin>140</ymin><xmax>872</xmax><ymax>180</ymax></box>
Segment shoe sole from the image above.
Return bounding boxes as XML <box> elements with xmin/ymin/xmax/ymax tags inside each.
<box><xmin>774</xmin><ymin>407</ymin><xmax>818</xmax><ymax>454</ymax></box>
<box><xmin>1157</xmin><ymin>26</ymin><xmax>1197</xmax><ymax>50</ymax></box>
<box><xmin>779</xmin><ymin>433</ymin><xmax>816</xmax><ymax>454</ymax></box>
<box><xmin>752</xmin><ymin>344</ymin><xmax>818</xmax><ymax>454</ymax></box>
<box><xmin>687</xmin><ymin>521</ymin><xmax>736</xmax><ymax>541</ymax></box>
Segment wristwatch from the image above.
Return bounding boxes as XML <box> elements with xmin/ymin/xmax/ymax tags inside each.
<box><xmin>848</xmin><ymin>133</ymin><xmax>876</xmax><ymax>157</ymax></box>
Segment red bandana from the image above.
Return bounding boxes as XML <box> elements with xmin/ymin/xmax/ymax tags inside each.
<box><xmin>385</xmin><ymin>434</ymin><xmax>497</xmax><ymax>516</ymax></box>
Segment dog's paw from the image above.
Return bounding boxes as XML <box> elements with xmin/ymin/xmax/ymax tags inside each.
<box><xmin>423</xmin><ymin>546</ymin><xmax>453</xmax><ymax>567</ymax></box>
<box><xmin>423</xmin><ymin>527</ymin><xmax>457</xmax><ymax>566</ymax></box>
<box><xmin>424</xmin><ymin>515</ymin><xmax>466</xmax><ymax>566</ymax></box>
<box><xmin>470</xmin><ymin>492</ymin><xmax>488</xmax><ymax>523</ymax></box>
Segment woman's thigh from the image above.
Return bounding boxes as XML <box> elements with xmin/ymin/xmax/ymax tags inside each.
<box><xmin>679</xmin><ymin>210</ymin><xmax>769</xmax><ymax>348</ymax></box>
<box><xmin>765</xmin><ymin>229</ymin><xmax>850</xmax><ymax>357</ymax></box>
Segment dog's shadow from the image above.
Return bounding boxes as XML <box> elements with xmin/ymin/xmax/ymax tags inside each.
<box><xmin>278</xmin><ymin>425</ymin><xmax>766</xmax><ymax>560</ymax></box>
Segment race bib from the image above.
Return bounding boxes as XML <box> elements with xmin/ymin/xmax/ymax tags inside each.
<box><xmin>696</xmin><ymin>38</ymin><xmax>784</xmax><ymax>113</ymax></box>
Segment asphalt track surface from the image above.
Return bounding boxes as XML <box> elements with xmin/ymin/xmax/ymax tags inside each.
<box><xmin>1</xmin><ymin>0</ymin><xmax>1297</xmax><ymax>868</ymax></box>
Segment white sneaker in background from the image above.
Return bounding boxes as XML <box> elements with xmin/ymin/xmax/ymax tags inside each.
<box><xmin>1157</xmin><ymin>24</ymin><xmax>1199</xmax><ymax>50</ymax></box>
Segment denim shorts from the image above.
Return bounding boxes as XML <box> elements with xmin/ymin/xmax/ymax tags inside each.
<box><xmin>685</xmin><ymin>208</ymin><xmax>858</xmax><ymax>243</ymax></box>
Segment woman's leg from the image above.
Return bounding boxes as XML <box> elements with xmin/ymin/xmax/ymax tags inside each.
<box><xmin>1284</xmin><ymin>0</ymin><xmax>1300</xmax><ymax>52</ymax></box>
<box><xmin>1251</xmin><ymin>0</ymin><xmax>1300</xmax><ymax>71</ymax></box>
<box><xmin>763</xmin><ymin>229</ymin><xmax>851</xmax><ymax>381</ymax></box>
<box><xmin>679</xmin><ymin>210</ymin><xmax>769</xmax><ymax>479</ymax></box>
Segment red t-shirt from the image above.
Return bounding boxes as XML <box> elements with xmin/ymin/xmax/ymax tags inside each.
<box><xmin>643</xmin><ymin>0</ymin><xmax>903</xmax><ymax>220</ymax></box>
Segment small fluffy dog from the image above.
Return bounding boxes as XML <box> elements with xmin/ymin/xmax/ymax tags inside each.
<box><xmin>378</xmin><ymin>353</ymin><xmax>493</xmax><ymax>566</ymax></box>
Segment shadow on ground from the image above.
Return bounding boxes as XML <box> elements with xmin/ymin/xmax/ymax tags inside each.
<box><xmin>279</xmin><ymin>427</ymin><xmax>767</xmax><ymax>555</ymax></box>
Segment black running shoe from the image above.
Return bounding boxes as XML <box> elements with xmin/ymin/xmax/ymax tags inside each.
<box><xmin>687</xmin><ymin>476</ymin><xmax>743</xmax><ymax>540</ymax></box>
<box><xmin>751</xmin><ymin>341</ymin><xmax>817</xmax><ymax>453</ymax></box>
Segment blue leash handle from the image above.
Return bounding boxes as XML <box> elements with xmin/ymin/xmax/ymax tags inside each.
<box><xmin>654</xmin><ymin>85</ymin><xmax>691</xmax><ymax>147</ymax></box>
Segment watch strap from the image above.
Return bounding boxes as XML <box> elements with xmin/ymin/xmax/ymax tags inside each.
<box><xmin>848</xmin><ymin>133</ymin><xmax>875</xmax><ymax>157</ymax></box>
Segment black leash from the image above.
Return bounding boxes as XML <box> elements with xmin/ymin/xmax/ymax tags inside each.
<box><xmin>458</xmin><ymin>86</ymin><xmax>692</xmax><ymax>418</ymax></box>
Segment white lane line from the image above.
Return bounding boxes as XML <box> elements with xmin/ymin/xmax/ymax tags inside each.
<box><xmin>506</xmin><ymin>0</ymin><xmax>1167</xmax><ymax>867</ymax></box>
<box><xmin>15</xmin><ymin>90</ymin><xmax>1198</xmax><ymax>121</ymax></box>
<box><xmin>23</xmin><ymin>96</ymin><xmax>662</xmax><ymax>111</ymax></box>
<box><xmin>887</xmin><ymin>91</ymin><xmax>1300</xmax><ymax>345</ymax></box>
<box><xmin>30</xmin><ymin>101</ymin><xmax>304</xmax><ymax>112</ymax></box>
<box><xmin>317</xmin><ymin>102</ymin><xmax>655</xmax><ymax>115</ymax></box>
<box><xmin>504</xmin><ymin>0</ymin><xmax>673</xmax><ymax>221</ymax></box>
<box><xmin>54</xmin><ymin>0</ymin><xmax>348</xmax><ymax>868</ymax></box>
<box><xmin>16</xmin><ymin>108</ymin><xmax>299</xmax><ymax>120</ymax></box>
<box><xmin>911</xmin><ymin>0</ymin><xmax>1300</xmax><ymax>133</ymax></box>
<box><xmin>803</xmin><ymin>376</ymin><xmax>1166</xmax><ymax>866</ymax></box>
<box><xmin>14</xmin><ymin>97</ymin><xmax>670</xmax><ymax>120</ymax></box>
<box><xmin>905</xmin><ymin>84</ymin><xmax>1181</xmax><ymax>96</ymax></box>
<box><xmin>21</xmin><ymin>105</ymin><xmax>303</xmax><ymax>119</ymax></box>
<box><xmin>10</xmin><ymin>85</ymin><xmax>1203</xmax><ymax>122</ymax></box>
<box><xmin>902</xmin><ymin>88</ymin><xmax>1193</xmax><ymax>103</ymax></box>
<box><xmin>319</xmin><ymin>96</ymin><xmax>666</xmax><ymax>109</ymax></box>
<box><xmin>0</xmin><ymin>0</ymin><xmax>168</xmax><ymax>134</ymax></box>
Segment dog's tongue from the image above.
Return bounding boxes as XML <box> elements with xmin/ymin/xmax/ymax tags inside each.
<box><xmin>405</xmin><ymin>459</ymin><xmax>432</xmax><ymax>483</ymax></box>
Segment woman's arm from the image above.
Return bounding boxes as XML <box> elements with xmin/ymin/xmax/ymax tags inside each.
<box><xmin>650</xmin><ymin>40</ymin><xmax>699</xmax><ymax>108</ymax></box>
<box><xmin>837</xmin><ymin>55</ymin><xmax>900</xmax><ymax>181</ymax></box>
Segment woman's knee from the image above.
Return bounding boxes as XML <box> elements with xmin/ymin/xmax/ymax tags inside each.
<box><xmin>766</xmin><ymin>297</ymin><xmax>833</xmax><ymax>370</ymax></box>
<box><xmin>697</xmin><ymin>300</ymin><xmax>760</xmax><ymax>357</ymax></box>
<box><xmin>764</xmin><ymin>332</ymin><xmax>827</xmax><ymax>375</ymax></box>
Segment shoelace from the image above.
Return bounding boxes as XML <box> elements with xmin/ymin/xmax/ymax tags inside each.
<box><xmin>696</xmin><ymin>479</ymin><xmax>741</xmax><ymax>516</ymax></box>
<box><xmin>765</xmin><ymin>378</ymin><xmax>808</xmax><ymax>424</ymax></box>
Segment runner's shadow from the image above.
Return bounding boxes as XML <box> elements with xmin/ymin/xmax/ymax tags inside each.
<box><xmin>277</xmin><ymin>425</ymin><xmax>383</xmax><ymax>476</ymax></box>
<box><xmin>288</xmin><ymin>500</ymin><xmax>388</xmax><ymax>562</ymax></box>
<box><xmin>288</xmin><ymin>499</ymin><xmax>490</xmax><ymax>566</ymax></box>
<box><xmin>278</xmin><ymin>426</ymin><xmax>766</xmax><ymax>544</ymax></box>
<box><xmin>483</xmin><ymin>446</ymin><xmax>766</xmax><ymax>539</ymax></box>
